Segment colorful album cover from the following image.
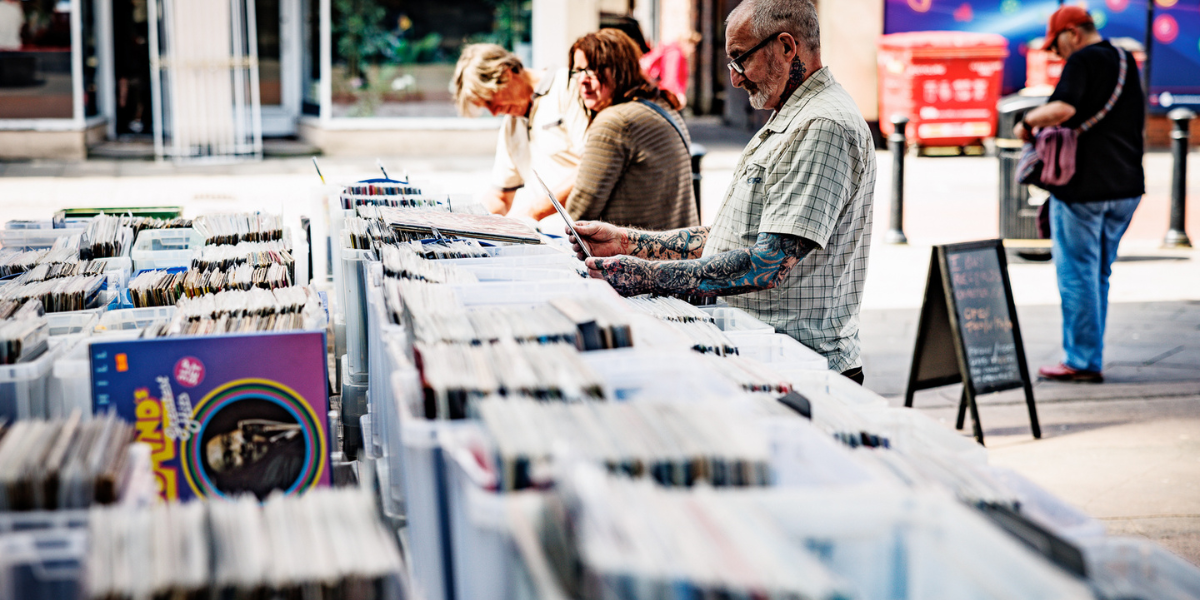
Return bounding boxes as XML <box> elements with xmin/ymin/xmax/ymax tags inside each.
<box><xmin>90</xmin><ymin>332</ymin><xmax>330</xmax><ymax>502</ymax></box>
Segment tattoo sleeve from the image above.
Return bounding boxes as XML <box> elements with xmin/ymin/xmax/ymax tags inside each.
<box><xmin>596</xmin><ymin>232</ymin><xmax>816</xmax><ymax>297</ymax></box>
<box><xmin>623</xmin><ymin>226</ymin><xmax>710</xmax><ymax>260</ymax></box>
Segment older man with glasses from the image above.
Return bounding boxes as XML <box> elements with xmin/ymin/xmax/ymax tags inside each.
<box><xmin>568</xmin><ymin>0</ymin><xmax>876</xmax><ymax>384</ymax></box>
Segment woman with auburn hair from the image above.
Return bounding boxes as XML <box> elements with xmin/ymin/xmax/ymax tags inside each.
<box><xmin>563</xmin><ymin>29</ymin><xmax>698</xmax><ymax>231</ymax></box>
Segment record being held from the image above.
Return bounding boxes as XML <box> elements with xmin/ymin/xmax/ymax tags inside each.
<box><xmin>378</xmin><ymin>207</ymin><xmax>543</xmax><ymax>245</ymax></box>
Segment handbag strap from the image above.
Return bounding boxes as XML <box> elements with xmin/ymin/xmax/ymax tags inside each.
<box><xmin>1077</xmin><ymin>46</ymin><xmax>1127</xmax><ymax>134</ymax></box>
<box><xmin>637</xmin><ymin>98</ymin><xmax>690</xmax><ymax>152</ymax></box>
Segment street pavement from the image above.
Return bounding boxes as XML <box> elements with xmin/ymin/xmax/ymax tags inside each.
<box><xmin>2</xmin><ymin>118</ymin><xmax>1199</xmax><ymax>564</ymax></box>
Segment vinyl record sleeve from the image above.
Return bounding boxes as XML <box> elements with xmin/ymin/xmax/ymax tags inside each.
<box><xmin>90</xmin><ymin>331</ymin><xmax>330</xmax><ymax>501</ymax></box>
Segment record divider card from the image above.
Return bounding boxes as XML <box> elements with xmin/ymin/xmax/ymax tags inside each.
<box><xmin>903</xmin><ymin>240</ymin><xmax>1040</xmax><ymax>445</ymax></box>
<box><xmin>90</xmin><ymin>331</ymin><xmax>331</xmax><ymax>501</ymax></box>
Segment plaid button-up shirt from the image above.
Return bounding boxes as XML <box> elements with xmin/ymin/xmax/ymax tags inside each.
<box><xmin>703</xmin><ymin>67</ymin><xmax>876</xmax><ymax>372</ymax></box>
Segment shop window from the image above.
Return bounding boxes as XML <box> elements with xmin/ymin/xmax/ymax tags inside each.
<box><xmin>257</xmin><ymin>0</ymin><xmax>282</xmax><ymax>106</ymax></box>
<box><xmin>0</xmin><ymin>0</ymin><xmax>75</xmax><ymax>119</ymax></box>
<box><xmin>330</xmin><ymin>0</ymin><xmax>530</xmax><ymax>118</ymax></box>
<box><xmin>302</xmin><ymin>0</ymin><xmax>318</xmax><ymax>115</ymax></box>
<box><xmin>82</xmin><ymin>0</ymin><xmax>98</xmax><ymax>117</ymax></box>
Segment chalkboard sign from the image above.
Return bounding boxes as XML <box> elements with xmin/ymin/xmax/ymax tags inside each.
<box><xmin>904</xmin><ymin>240</ymin><xmax>1040</xmax><ymax>445</ymax></box>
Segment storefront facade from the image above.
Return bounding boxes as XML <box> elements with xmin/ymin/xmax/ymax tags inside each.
<box><xmin>1</xmin><ymin>0</ymin><xmax>688</xmax><ymax>159</ymax></box>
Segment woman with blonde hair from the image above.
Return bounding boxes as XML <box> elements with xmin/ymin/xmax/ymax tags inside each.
<box><xmin>565</xmin><ymin>29</ymin><xmax>698</xmax><ymax>230</ymax></box>
<box><xmin>451</xmin><ymin>44</ymin><xmax>589</xmax><ymax>219</ymax></box>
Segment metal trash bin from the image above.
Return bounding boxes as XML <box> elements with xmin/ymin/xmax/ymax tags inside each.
<box><xmin>996</xmin><ymin>94</ymin><xmax>1049</xmax><ymax>253</ymax></box>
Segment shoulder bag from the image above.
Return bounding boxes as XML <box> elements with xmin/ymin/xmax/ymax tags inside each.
<box><xmin>636</xmin><ymin>98</ymin><xmax>690</xmax><ymax>153</ymax></box>
<box><xmin>1017</xmin><ymin>46</ymin><xmax>1128</xmax><ymax>190</ymax></box>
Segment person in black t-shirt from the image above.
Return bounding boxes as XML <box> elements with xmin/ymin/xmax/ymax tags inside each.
<box><xmin>1014</xmin><ymin>6</ymin><xmax>1145</xmax><ymax>383</ymax></box>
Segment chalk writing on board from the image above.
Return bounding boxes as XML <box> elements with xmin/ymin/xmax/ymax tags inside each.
<box><xmin>946</xmin><ymin>248</ymin><xmax>1022</xmax><ymax>391</ymax></box>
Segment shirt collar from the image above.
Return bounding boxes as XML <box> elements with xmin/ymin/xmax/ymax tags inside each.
<box><xmin>766</xmin><ymin>66</ymin><xmax>833</xmax><ymax>133</ymax></box>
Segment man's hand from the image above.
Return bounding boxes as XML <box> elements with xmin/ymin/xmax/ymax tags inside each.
<box><xmin>568</xmin><ymin>221</ymin><xmax>629</xmax><ymax>260</ymax></box>
<box><xmin>1014</xmin><ymin>121</ymin><xmax>1033</xmax><ymax>142</ymax></box>
<box><xmin>584</xmin><ymin>255</ymin><xmax>654</xmax><ymax>296</ymax></box>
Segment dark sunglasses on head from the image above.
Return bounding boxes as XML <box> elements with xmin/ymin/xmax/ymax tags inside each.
<box><xmin>728</xmin><ymin>32</ymin><xmax>786</xmax><ymax>74</ymax></box>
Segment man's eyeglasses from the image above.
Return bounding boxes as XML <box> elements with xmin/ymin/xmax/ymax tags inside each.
<box><xmin>728</xmin><ymin>32</ymin><xmax>785</xmax><ymax>75</ymax></box>
<box><xmin>570</xmin><ymin>67</ymin><xmax>599</xmax><ymax>81</ymax></box>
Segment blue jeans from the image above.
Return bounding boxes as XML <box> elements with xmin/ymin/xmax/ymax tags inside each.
<box><xmin>1050</xmin><ymin>195</ymin><xmax>1140</xmax><ymax>372</ymax></box>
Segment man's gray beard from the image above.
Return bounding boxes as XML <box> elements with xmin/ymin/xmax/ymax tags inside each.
<box><xmin>748</xmin><ymin>57</ymin><xmax>786</xmax><ymax>110</ymax></box>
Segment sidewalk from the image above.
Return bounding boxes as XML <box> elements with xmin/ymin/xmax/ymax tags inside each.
<box><xmin>2</xmin><ymin>119</ymin><xmax>1199</xmax><ymax>563</ymax></box>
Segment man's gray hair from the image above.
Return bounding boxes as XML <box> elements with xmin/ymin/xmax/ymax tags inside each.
<box><xmin>728</xmin><ymin>0</ymin><xmax>820</xmax><ymax>52</ymax></box>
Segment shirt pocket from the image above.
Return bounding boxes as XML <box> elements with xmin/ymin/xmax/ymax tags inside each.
<box><xmin>725</xmin><ymin>161</ymin><xmax>768</xmax><ymax>248</ymax></box>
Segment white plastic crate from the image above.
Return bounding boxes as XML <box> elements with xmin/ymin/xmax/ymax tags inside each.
<box><xmin>93</xmin><ymin>306</ymin><xmax>175</xmax><ymax>332</ymax></box>
<box><xmin>46</xmin><ymin>309</ymin><xmax>102</xmax><ymax>336</ymax></box>
<box><xmin>0</xmin><ymin>347</ymin><xmax>60</xmax><ymax>421</ymax></box>
<box><xmin>1081</xmin><ymin>536</ymin><xmax>1200</xmax><ymax>599</ymax></box>
<box><xmin>365</xmin><ymin>269</ymin><xmax>412</xmax><ymax>465</ymax></box>
<box><xmin>399</xmin><ymin>418</ymin><xmax>455</xmax><ymax>600</ymax></box>
<box><xmin>865</xmin><ymin>408</ymin><xmax>989</xmax><ymax>466</ymax></box>
<box><xmin>700</xmin><ymin>305</ymin><xmax>775</xmax><ymax>334</ymax></box>
<box><xmin>984</xmin><ymin>466</ymin><xmax>1106</xmax><ymax>542</ymax></box>
<box><xmin>734</xmin><ymin>333</ymin><xmax>829</xmax><ymax>371</ymax></box>
<box><xmin>92</xmin><ymin>256</ymin><xmax>132</xmax><ymax>275</ymax></box>
<box><xmin>0</xmin><ymin>529</ymin><xmax>86</xmax><ymax>600</ymax></box>
<box><xmin>0</xmin><ymin>228</ymin><xmax>80</xmax><ymax>250</ymax></box>
<box><xmin>341</xmin><ymin>249</ymin><xmax>374</xmax><ymax>377</ymax></box>
<box><xmin>788</xmin><ymin>369</ymin><xmax>889</xmax><ymax>411</ymax></box>
<box><xmin>46</xmin><ymin>337</ymin><xmax>91</xmax><ymax>421</ymax></box>
<box><xmin>442</xmin><ymin>428</ymin><xmax>517</xmax><ymax>600</ymax></box>
<box><xmin>0</xmin><ymin>511</ymin><xmax>89</xmax><ymax>533</ymax></box>
<box><xmin>130</xmin><ymin>228</ymin><xmax>203</xmax><ymax>272</ymax></box>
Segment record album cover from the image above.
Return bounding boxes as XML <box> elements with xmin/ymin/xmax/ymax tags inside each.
<box><xmin>90</xmin><ymin>332</ymin><xmax>330</xmax><ymax>501</ymax></box>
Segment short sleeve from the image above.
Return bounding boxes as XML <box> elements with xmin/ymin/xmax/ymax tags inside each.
<box><xmin>758</xmin><ymin>118</ymin><xmax>854</xmax><ymax>248</ymax></box>
<box><xmin>1049</xmin><ymin>54</ymin><xmax>1088</xmax><ymax>110</ymax></box>
<box><xmin>491</xmin><ymin>119</ymin><xmax>524</xmax><ymax>190</ymax></box>
<box><xmin>565</xmin><ymin>112</ymin><xmax>629</xmax><ymax>221</ymax></box>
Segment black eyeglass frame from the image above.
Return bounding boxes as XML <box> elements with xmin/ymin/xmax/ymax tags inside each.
<box><xmin>570</xmin><ymin>67</ymin><xmax>600</xmax><ymax>81</ymax></box>
<box><xmin>728</xmin><ymin>32</ymin><xmax>787</xmax><ymax>75</ymax></box>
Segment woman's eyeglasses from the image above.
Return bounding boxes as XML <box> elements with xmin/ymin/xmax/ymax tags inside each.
<box><xmin>727</xmin><ymin>32</ymin><xmax>785</xmax><ymax>75</ymax></box>
<box><xmin>570</xmin><ymin>67</ymin><xmax>600</xmax><ymax>81</ymax></box>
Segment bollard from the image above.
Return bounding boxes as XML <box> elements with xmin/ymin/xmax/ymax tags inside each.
<box><xmin>886</xmin><ymin>115</ymin><xmax>909</xmax><ymax>244</ymax></box>
<box><xmin>1165</xmin><ymin>108</ymin><xmax>1195</xmax><ymax>248</ymax></box>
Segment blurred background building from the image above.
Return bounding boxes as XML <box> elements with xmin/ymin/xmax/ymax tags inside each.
<box><xmin>1</xmin><ymin>0</ymin><xmax>1195</xmax><ymax>159</ymax></box>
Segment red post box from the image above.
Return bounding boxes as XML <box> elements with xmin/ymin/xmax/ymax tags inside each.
<box><xmin>878</xmin><ymin>32</ymin><xmax>1009</xmax><ymax>148</ymax></box>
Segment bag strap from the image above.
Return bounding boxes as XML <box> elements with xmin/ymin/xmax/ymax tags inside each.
<box><xmin>1077</xmin><ymin>46</ymin><xmax>1127</xmax><ymax>134</ymax></box>
<box><xmin>637</xmin><ymin>98</ymin><xmax>690</xmax><ymax>153</ymax></box>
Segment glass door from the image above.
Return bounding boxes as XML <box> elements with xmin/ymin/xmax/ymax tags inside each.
<box><xmin>259</xmin><ymin>0</ymin><xmax>300</xmax><ymax>135</ymax></box>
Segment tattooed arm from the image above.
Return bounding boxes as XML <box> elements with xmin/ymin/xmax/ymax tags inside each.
<box><xmin>585</xmin><ymin>232</ymin><xmax>816</xmax><ymax>297</ymax></box>
<box><xmin>569</xmin><ymin>221</ymin><xmax>709</xmax><ymax>260</ymax></box>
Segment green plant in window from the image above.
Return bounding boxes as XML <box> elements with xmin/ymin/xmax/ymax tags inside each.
<box><xmin>466</xmin><ymin>0</ymin><xmax>531</xmax><ymax>50</ymax></box>
<box><xmin>333</xmin><ymin>0</ymin><xmax>388</xmax><ymax>83</ymax></box>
